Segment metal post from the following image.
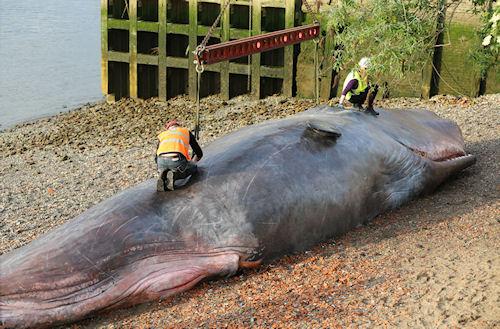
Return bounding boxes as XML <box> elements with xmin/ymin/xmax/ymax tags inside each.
<box><xmin>251</xmin><ymin>0</ymin><xmax>262</xmax><ymax>100</ymax></box>
<box><xmin>159</xmin><ymin>0</ymin><xmax>167</xmax><ymax>101</ymax></box>
<box><xmin>129</xmin><ymin>0</ymin><xmax>138</xmax><ymax>98</ymax></box>
<box><xmin>101</xmin><ymin>0</ymin><xmax>109</xmax><ymax>96</ymax></box>
<box><xmin>283</xmin><ymin>0</ymin><xmax>295</xmax><ymax>97</ymax></box>
<box><xmin>221</xmin><ymin>0</ymin><xmax>231</xmax><ymax>100</ymax></box>
<box><xmin>189</xmin><ymin>0</ymin><xmax>198</xmax><ymax>100</ymax></box>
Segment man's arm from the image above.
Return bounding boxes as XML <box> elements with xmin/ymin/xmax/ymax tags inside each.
<box><xmin>189</xmin><ymin>132</ymin><xmax>203</xmax><ymax>161</ymax></box>
<box><xmin>339</xmin><ymin>79</ymin><xmax>358</xmax><ymax>105</ymax></box>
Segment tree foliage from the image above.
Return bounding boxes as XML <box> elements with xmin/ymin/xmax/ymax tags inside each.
<box><xmin>321</xmin><ymin>0</ymin><xmax>443</xmax><ymax>83</ymax></box>
<box><xmin>469</xmin><ymin>1</ymin><xmax>499</xmax><ymax>78</ymax></box>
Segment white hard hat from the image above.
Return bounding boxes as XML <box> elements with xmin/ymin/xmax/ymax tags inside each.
<box><xmin>358</xmin><ymin>57</ymin><xmax>371</xmax><ymax>69</ymax></box>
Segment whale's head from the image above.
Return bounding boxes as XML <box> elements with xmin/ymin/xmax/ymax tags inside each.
<box><xmin>380</xmin><ymin>108</ymin><xmax>474</xmax><ymax>177</ymax></box>
<box><xmin>352</xmin><ymin>108</ymin><xmax>476</xmax><ymax>207</ymax></box>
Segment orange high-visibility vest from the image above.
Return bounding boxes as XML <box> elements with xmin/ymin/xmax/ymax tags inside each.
<box><xmin>157</xmin><ymin>127</ymin><xmax>191</xmax><ymax>160</ymax></box>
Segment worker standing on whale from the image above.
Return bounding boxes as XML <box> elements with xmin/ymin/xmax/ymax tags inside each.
<box><xmin>156</xmin><ymin>120</ymin><xmax>203</xmax><ymax>191</ymax></box>
<box><xmin>338</xmin><ymin>57</ymin><xmax>379</xmax><ymax>116</ymax></box>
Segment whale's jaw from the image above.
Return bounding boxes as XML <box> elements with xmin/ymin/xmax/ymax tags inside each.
<box><xmin>0</xmin><ymin>251</ymin><xmax>241</xmax><ymax>329</ymax></box>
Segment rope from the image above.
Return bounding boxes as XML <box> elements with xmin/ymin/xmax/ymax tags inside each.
<box><xmin>315</xmin><ymin>41</ymin><xmax>320</xmax><ymax>104</ymax></box>
<box><xmin>121</xmin><ymin>0</ymin><xmax>129</xmax><ymax>19</ymax></box>
<box><xmin>194</xmin><ymin>0</ymin><xmax>232</xmax><ymax>65</ymax></box>
<box><xmin>430</xmin><ymin>60</ymin><xmax>467</xmax><ymax>97</ymax></box>
<box><xmin>303</xmin><ymin>0</ymin><xmax>319</xmax><ymax>24</ymax></box>
<box><xmin>441</xmin><ymin>59</ymin><xmax>470</xmax><ymax>95</ymax></box>
<box><xmin>193</xmin><ymin>0</ymin><xmax>231</xmax><ymax>140</ymax></box>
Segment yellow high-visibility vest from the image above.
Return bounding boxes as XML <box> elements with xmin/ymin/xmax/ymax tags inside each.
<box><xmin>343</xmin><ymin>70</ymin><xmax>368</xmax><ymax>100</ymax></box>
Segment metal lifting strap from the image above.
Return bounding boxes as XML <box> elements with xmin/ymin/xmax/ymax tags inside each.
<box><xmin>196</xmin><ymin>25</ymin><xmax>320</xmax><ymax>65</ymax></box>
<box><xmin>193</xmin><ymin>62</ymin><xmax>203</xmax><ymax>141</ymax></box>
<box><xmin>195</xmin><ymin>70</ymin><xmax>201</xmax><ymax>140</ymax></box>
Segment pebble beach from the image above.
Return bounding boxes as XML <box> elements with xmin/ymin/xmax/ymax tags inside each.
<box><xmin>0</xmin><ymin>94</ymin><xmax>499</xmax><ymax>328</ymax></box>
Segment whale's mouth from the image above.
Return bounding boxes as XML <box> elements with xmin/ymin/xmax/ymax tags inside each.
<box><xmin>399</xmin><ymin>141</ymin><xmax>476</xmax><ymax>178</ymax></box>
<box><xmin>397</xmin><ymin>140</ymin><xmax>472</xmax><ymax>163</ymax></box>
<box><xmin>410</xmin><ymin>148</ymin><xmax>469</xmax><ymax>162</ymax></box>
<box><xmin>430</xmin><ymin>152</ymin><xmax>474</xmax><ymax>163</ymax></box>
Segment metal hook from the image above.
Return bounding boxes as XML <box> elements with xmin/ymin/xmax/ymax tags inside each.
<box><xmin>193</xmin><ymin>45</ymin><xmax>206</xmax><ymax>74</ymax></box>
<box><xmin>195</xmin><ymin>62</ymin><xmax>205</xmax><ymax>74</ymax></box>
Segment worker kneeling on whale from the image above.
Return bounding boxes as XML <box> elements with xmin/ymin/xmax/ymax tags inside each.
<box><xmin>338</xmin><ymin>57</ymin><xmax>379</xmax><ymax>116</ymax></box>
<box><xmin>156</xmin><ymin>119</ymin><xmax>203</xmax><ymax>191</ymax></box>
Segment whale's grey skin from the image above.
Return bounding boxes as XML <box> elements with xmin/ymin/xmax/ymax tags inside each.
<box><xmin>0</xmin><ymin>107</ymin><xmax>475</xmax><ymax>328</ymax></box>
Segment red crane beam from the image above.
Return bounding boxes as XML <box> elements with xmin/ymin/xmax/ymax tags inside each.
<box><xmin>194</xmin><ymin>23</ymin><xmax>320</xmax><ymax>66</ymax></box>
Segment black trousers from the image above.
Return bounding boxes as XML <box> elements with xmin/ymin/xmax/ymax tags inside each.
<box><xmin>349</xmin><ymin>84</ymin><xmax>378</xmax><ymax>108</ymax></box>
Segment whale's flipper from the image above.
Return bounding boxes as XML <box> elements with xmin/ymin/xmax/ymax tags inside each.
<box><xmin>306</xmin><ymin>120</ymin><xmax>342</xmax><ymax>139</ymax></box>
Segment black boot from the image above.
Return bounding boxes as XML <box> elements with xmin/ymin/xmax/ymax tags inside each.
<box><xmin>352</xmin><ymin>103</ymin><xmax>364</xmax><ymax>111</ymax></box>
<box><xmin>365</xmin><ymin>106</ymin><xmax>379</xmax><ymax>116</ymax></box>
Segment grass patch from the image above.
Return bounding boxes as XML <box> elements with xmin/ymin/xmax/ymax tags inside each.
<box><xmin>440</xmin><ymin>22</ymin><xmax>480</xmax><ymax>96</ymax></box>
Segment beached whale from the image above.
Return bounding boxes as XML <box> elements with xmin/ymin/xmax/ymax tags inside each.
<box><xmin>0</xmin><ymin>106</ymin><xmax>475</xmax><ymax>328</ymax></box>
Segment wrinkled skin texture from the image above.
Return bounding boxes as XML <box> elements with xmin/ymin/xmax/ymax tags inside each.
<box><xmin>0</xmin><ymin>107</ymin><xmax>475</xmax><ymax>328</ymax></box>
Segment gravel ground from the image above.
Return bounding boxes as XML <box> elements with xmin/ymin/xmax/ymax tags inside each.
<box><xmin>0</xmin><ymin>94</ymin><xmax>499</xmax><ymax>328</ymax></box>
